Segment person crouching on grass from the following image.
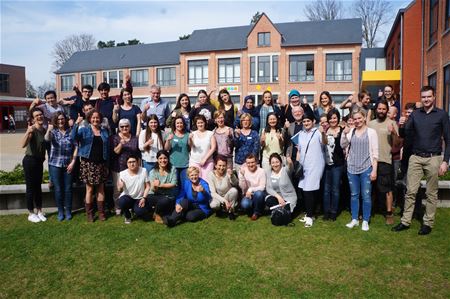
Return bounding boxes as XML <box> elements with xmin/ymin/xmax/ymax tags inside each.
<box><xmin>117</xmin><ymin>154</ymin><xmax>151</xmax><ymax>224</ymax></box>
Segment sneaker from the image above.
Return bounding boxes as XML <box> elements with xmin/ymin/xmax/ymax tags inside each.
<box><xmin>57</xmin><ymin>212</ymin><xmax>65</xmax><ymax>222</ymax></box>
<box><xmin>304</xmin><ymin>217</ymin><xmax>313</xmax><ymax>228</ymax></box>
<box><xmin>346</xmin><ymin>219</ymin><xmax>359</xmax><ymax>228</ymax></box>
<box><xmin>115</xmin><ymin>208</ymin><xmax>121</xmax><ymax>216</ymax></box>
<box><xmin>361</xmin><ymin>221</ymin><xmax>370</xmax><ymax>231</ymax></box>
<box><xmin>124</xmin><ymin>218</ymin><xmax>131</xmax><ymax>224</ymax></box>
<box><xmin>28</xmin><ymin>213</ymin><xmax>41</xmax><ymax>223</ymax></box>
<box><xmin>37</xmin><ymin>212</ymin><xmax>47</xmax><ymax>222</ymax></box>
<box><xmin>299</xmin><ymin>215</ymin><xmax>307</xmax><ymax>223</ymax></box>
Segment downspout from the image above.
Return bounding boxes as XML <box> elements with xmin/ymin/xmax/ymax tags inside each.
<box><xmin>421</xmin><ymin>0</ymin><xmax>424</xmax><ymax>90</ymax></box>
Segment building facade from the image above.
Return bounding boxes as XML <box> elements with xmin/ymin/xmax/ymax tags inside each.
<box><xmin>56</xmin><ymin>14</ymin><xmax>362</xmax><ymax>112</ymax></box>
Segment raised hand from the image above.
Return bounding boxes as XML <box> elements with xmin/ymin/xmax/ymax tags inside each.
<box><xmin>399</xmin><ymin>116</ymin><xmax>407</xmax><ymax>126</ymax></box>
<box><xmin>75</xmin><ymin>113</ymin><xmax>83</xmax><ymax>125</ymax></box>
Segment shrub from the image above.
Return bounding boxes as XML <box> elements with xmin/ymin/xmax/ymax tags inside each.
<box><xmin>0</xmin><ymin>164</ymin><xmax>49</xmax><ymax>185</ymax></box>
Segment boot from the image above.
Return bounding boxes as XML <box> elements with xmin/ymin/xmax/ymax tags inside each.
<box><xmin>153</xmin><ymin>213</ymin><xmax>164</xmax><ymax>224</ymax></box>
<box><xmin>85</xmin><ymin>203</ymin><xmax>94</xmax><ymax>222</ymax></box>
<box><xmin>97</xmin><ymin>201</ymin><xmax>106</xmax><ymax>221</ymax></box>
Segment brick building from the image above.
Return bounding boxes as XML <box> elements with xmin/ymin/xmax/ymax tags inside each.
<box><xmin>0</xmin><ymin>64</ymin><xmax>32</xmax><ymax>131</ymax></box>
<box><xmin>56</xmin><ymin>14</ymin><xmax>362</xmax><ymax>113</ymax></box>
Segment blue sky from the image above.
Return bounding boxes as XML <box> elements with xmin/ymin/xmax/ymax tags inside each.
<box><xmin>1</xmin><ymin>0</ymin><xmax>411</xmax><ymax>88</ymax></box>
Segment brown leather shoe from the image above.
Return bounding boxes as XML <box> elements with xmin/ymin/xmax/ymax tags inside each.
<box><xmin>97</xmin><ymin>201</ymin><xmax>106</xmax><ymax>221</ymax></box>
<box><xmin>153</xmin><ymin>213</ymin><xmax>164</xmax><ymax>224</ymax></box>
<box><xmin>251</xmin><ymin>214</ymin><xmax>259</xmax><ymax>221</ymax></box>
<box><xmin>85</xmin><ymin>203</ymin><xmax>94</xmax><ymax>222</ymax></box>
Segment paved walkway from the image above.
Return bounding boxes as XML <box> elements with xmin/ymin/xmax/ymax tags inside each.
<box><xmin>0</xmin><ymin>131</ymin><xmax>41</xmax><ymax>171</ymax></box>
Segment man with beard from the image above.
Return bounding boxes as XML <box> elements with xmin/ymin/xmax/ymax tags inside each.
<box><xmin>369</xmin><ymin>99</ymin><xmax>400</xmax><ymax>225</ymax></box>
<box><xmin>393</xmin><ymin>86</ymin><xmax>450</xmax><ymax>235</ymax></box>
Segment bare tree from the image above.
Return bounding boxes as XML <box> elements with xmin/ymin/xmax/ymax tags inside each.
<box><xmin>52</xmin><ymin>34</ymin><xmax>96</xmax><ymax>70</ymax></box>
<box><xmin>305</xmin><ymin>0</ymin><xmax>343</xmax><ymax>21</ymax></box>
<box><xmin>37</xmin><ymin>81</ymin><xmax>56</xmax><ymax>99</ymax></box>
<box><xmin>26</xmin><ymin>80</ymin><xmax>37</xmax><ymax>98</ymax></box>
<box><xmin>353</xmin><ymin>0</ymin><xmax>392</xmax><ymax>48</ymax></box>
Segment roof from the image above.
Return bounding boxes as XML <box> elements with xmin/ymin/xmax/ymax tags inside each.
<box><xmin>384</xmin><ymin>9</ymin><xmax>405</xmax><ymax>49</ymax></box>
<box><xmin>56</xmin><ymin>40</ymin><xmax>185</xmax><ymax>74</ymax></box>
<box><xmin>57</xmin><ymin>17</ymin><xmax>362</xmax><ymax>74</ymax></box>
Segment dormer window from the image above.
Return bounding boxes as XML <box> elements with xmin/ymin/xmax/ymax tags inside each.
<box><xmin>257</xmin><ymin>32</ymin><xmax>270</xmax><ymax>47</ymax></box>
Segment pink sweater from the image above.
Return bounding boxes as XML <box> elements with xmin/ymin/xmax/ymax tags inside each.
<box><xmin>238</xmin><ymin>167</ymin><xmax>266</xmax><ymax>194</ymax></box>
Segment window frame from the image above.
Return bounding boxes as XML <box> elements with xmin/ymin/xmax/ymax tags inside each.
<box><xmin>446</xmin><ymin>0</ymin><xmax>450</xmax><ymax>31</ymax></box>
<box><xmin>429</xmin><ymin>0</ymin><xmax>439</xmax><ymax>46</ymax></box>
<box><xmin>130</xmin><ymin>69</ymin><xmax>149</xmax><ymax>87</ymax></box>
<box><xmin>60</xmin><ymin>74</ymin><xmax>75</xmax><ymax>92</ymax></box>
<box><xmin>0</xmin><ymin>73</ymin><xmax>10</xmax><ymax>93</ymax></box>
<box><xmin>80</xmin><ymin>72</ymin><xmax>97</xmax><ymax>88</ymax></box>
<box><xmin>257</xmin><ymin>32</ymin><xmax>271</xmax><ymax>47</ymax></box>
<box><xmin>218</xmin><ymin>58</ymin><xmax>241</xmax><ymax>84</ymax></box>
<box><xmin>444</xmin><ymin>64</ymin><xmax>450</xmax><ymax>115</ymax></box>
<box><xmin>325</xmin><ymin>53</ymin><xmax>352</xmax><ymax>82</ymax></box>
<box><xmin>428</xmin><ymin>71</ymin><xmax>437</xmax><ymax>91</ymax></box>
<box><xmin>249</xmin><ymin>54</ymin><xmax>279</xmax><ymax>83</ymax></box>
<box><xmin>156</xmin><ymin>67</ymin><xmax>176</xmax><ymax>87</ymax></box>
<box><xmin>289</xmin><ymin>54</ymin><xmax>315</xmax><ymax>82</ymax></box>
<box><xmin>188</xmin><ymin>60</ymin><xmax>209</xmax><ymax>85</ymax></box>
<box><xmin>102</xmin><ymin>70</ymin><xmax>124</xmax><ymax>89</ymax></box>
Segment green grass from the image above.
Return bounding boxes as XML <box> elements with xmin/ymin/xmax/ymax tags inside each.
<box><xmin>1</xmin><ymin>210</ymin><xmax>449</xmax><ymax>298</ymax></box>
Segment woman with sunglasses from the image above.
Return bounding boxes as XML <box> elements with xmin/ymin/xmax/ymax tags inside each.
<box><xmin>110</xmin><ymin>118</ymin><xmax>140</xmax><ymax>215</ymax></box>
<box><xmin>44</xmin><ymin>112</ymin><xmax>77</xmax><ymax>221</ymax></box>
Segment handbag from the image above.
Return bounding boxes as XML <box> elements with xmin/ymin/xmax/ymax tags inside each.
<box><xmin>271</xmin><ymin>207</ymin><xmax>292</xmax><ymax>226</ymax></box>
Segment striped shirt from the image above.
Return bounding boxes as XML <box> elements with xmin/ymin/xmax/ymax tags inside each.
<box><xmin>49</xmin><ymin>129</ymin><xmax>76</xmax><ymax>168</ymax></box>
<box><xmin>347</xmin><ymin>130</ymin><xmax>371</xmax><ymax>174</ymax></box>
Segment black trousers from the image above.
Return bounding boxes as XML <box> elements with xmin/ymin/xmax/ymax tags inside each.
<box><xmin>23</xmin><ymin>155</ymin><xmax>44</xmax><ymax>212</ymax></box>
<box><xmin>302</xmin><ymin>190</ymin><xmax>318</xmax><ymax>218</ymax></box>
<box><xmin>166</xmin><ymin>197</ymin><xmax>207</xmax><ymax>224</ymax></box>
<box><xmin>147</xmin><ymin>194</ymin><xmax>175</xmax><ymax>216</ymax></box>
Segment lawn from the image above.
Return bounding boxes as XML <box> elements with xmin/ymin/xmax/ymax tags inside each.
<box><xmin>1</xmin><ymin>210</ymin><xmax>449</xmax><ymax>298</ymax></box>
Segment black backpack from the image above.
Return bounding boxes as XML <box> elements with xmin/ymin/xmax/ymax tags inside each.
<box><xmin>271</xmin><ymin>207</ymin><xmax>292</xmax><ymax>226</ymax></box>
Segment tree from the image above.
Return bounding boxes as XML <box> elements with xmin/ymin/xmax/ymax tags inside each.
<box><xmin>26</xmin><ymin>80</ymin><xmax>36</xmax><ymax>98</ymax></box>
<box><xmin>251</xmin><ymin>12</ymin><xmax>263</xmax><ymax>24</ymax></box>
<box><xmin>37</xmin><ymin>81</ymin><xmax>56</xmax><ymax>99</ymax></box>
<box><xmin>179</xmin><ymin>34</ymin><xmax>191</xmax><ymax>40</ymax></box>
<box><xmin>305</xmin><ymin>0</ymin><xmax>343</xmax><ymax>21</ymax></box>
<box><xmin>353</xmin><ymin>0</ymin><xmax>392</xmax><ymax>48</ymax></box>
<box><xmin>97</xmin><ymin>40</ymin><xmax>116</xmax><ymax>48</ymax></box>
<box><xmin>52</xmin><ymin>34</ymin><xmax>96</xmax><ymax>70</ymax></box>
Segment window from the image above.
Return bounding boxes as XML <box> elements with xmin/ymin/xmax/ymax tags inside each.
<box><xmin>250</xmin><ymin>55</ymin><xmax>279</xmax><ymax>83</ymax></box>
<box><xmin>444</xmin><ymin>65</ymin><xmax>450</xmax><ymax>114</ymax></box>
<box><xmin>429</xmin><ymin>0</ymin><xmax>439</xmax><ymax>45</ymax></box>
<box><xmin>81</xmin><ymin>73</ymin><xmax>96</xmax><ymax>88</ymax></box>
<box><xmin>326</xmin><ymin>53</ymin><xmax>352</xmax><ymax>81</ymax></box>
<box><xmin>428</xmin><ymin>72</ymin><xmax>437</xmax><ymax>91</ymax></box>
<box><xmin>446</xmin><ymin>0</ymin><xmax>450</xmax><ymax>30</ymax></box>
<box><xmin>157</xmin><ymin>67</ymin><xmax>176</xmax><ymax>86</ymax></box>
<box><xmin>331</xmin><ymin>94</ymin><xmax>352</xmax><ymax>116</ymax></box>
<box><xmin>257</xmin><ymin>32</ymin><xmax>270</xmax><ymax>47</ymax></box>
<box><xmin>130</xmin><ymin>69</ymin><xmax>148</xmax><ymax>87</ymax></box>
<box><xmin>289</xmin><ymin>55</ymin><xmax>314</xmax><ymax>82</ymax></box>
<box><xmin>0</xmin><ymin>73</ymin><xmax>10</xmax><ymax>93</ymax></box>
<box><xmin>60</xmin><ymin>75</ymin><xmax>74</xmax><ymax>92</ymax></box>
<box><xmin>102</xmin><ymin>70</ymin><xmax>123</xmax><ymax>88</ymax></box>
<box><xmin>365</xmin><ymin>58</ymin><xmax>386</xmax><ymax>71</ymax></box>
<box><xmin>188</xmin><ymin>60</ymin><xmax>208</xmax><ymax>84</ymax></box>
<box><xmin>218</xmin><ymin>58</ymin><xmax>240</xmax><ymax>83</ymax></box>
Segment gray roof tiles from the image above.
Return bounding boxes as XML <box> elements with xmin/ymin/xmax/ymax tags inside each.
<box><xmin>57</xmin><ymin>18</ymin><xmax>362</xmax><ymax>74</ymax></box>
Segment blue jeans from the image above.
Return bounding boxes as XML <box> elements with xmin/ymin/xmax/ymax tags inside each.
<box><xmin>49</xmin><ymin>165</ymin><xmax>73</xmax><ymax>218</ymax></box>
<box><xmin>347</xmin><ymin>167</ymin><xmax>372</xmax><ymax>222</ymax></box>
<box><xmin>323</xmin><ymin>165</ymin><xmax>344</xmax><ymax>216</ymax></box>
<box><xmin>143</xmin><ymin>161</ymin><xmax>156</xmax><ymax>174</ymax></box>
<box><xmin>241</xmin><ymin>190</ymin><xmax>266</xmax><ymax>216</ymax></box>
<box><xmin>118</xmin><ymin>195</ymin><xmax>152</xmax><ymax>220</ymax></box>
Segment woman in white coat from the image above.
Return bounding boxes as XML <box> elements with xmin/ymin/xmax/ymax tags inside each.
<box><xmin>297</xmin><ymin>113</ymin><xmax>327</xmax><ymax>227</ymax></box>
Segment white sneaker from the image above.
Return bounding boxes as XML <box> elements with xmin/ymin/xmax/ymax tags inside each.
<box><xmin>361</xmin><ymin>221</ymin><xmax>370</xmax><ymax>231</ymax></box>
<box><xmin>37</xmin><ymin>212</ymin><xmax>47</xmax><ymax>222</ymax></box>
<box><xmin>115</xmin><ymin>209</ymin><xmax>121</xmax><ymax>216</ymax></box>
<box><xmin>346</xmin><ymin>219</ymin><xmax>359</xmax><ymax>228</ymax></box>
<box><xmin>304</xmin><ymin>217</ymin><xmax>313</xmax><ymax>228</ymax></box>
<box><xmin>299</xmin><ymin>215</ymin><xmax>307</xmax><ymax>223</ymax></box>
<box><xmin>124</xmin><ymin>218</ymin><xmax>131</xmax><ymax>224</ymax></box>
<box><xmin>28</xmin><ymin>213</ymin><xmax>41</xmax><ymax>223</ymax></box>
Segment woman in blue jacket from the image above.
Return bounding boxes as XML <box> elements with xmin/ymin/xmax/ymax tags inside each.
<box><xmin>163</xmin><ymin>166</ymin><xmax>212</xmax><ymax>227</ymax></box>
<box><xmin>72</xmin><ymin>110</ymin><xmax>110</xmax><ymax>222</ymax></box>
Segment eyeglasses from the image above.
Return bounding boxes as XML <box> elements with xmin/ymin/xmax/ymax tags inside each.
<box><xmin>120</xmin><ymin>126</ymin><xmax>129</xmax><ymax>129</ymax></box>
<box><xmin>82</xmin><ymin>90</ymin><xmax>93</xmax><ymax>93</ymax></box>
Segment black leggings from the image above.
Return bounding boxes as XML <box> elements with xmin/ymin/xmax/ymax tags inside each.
<box><xmin>23</xmin><ymin>155</ymin><xmax>44</xmax><ymax>212</ymax></box>
<box><xmin>303</xmin><ymin>190</ymin><xmax>318</xmax><ymax>217</ymax></box>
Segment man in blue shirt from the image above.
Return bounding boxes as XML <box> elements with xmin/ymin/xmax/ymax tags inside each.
<box><xmin>140</xmin><ymin>84</ymin><xmax>170</xmax><ymax>128</ymax></box>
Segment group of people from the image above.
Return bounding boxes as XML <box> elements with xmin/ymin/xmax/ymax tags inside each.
<box><xmin>22</xmin><ymin>81</ymin><xmax>449</xmax><ymax>235</ymax></box>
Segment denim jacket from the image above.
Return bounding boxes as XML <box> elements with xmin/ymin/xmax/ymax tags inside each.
<box><xmin>72</xmin><ymin>123</ymin><xmax>109</xmax><ymax>162</ymax></box>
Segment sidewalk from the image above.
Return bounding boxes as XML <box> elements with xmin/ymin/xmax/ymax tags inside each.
<box><xmin>0</xmin><ymin>130</ymin><xmax>37</xmax><ymax>171</ymax></box>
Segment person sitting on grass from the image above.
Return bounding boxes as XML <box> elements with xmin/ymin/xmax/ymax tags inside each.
<box><xmin>238</xmin><ymin>153</ymin><xmax>267</xmax><ymax>221</ymax></box>
<box><xmin>117</xmin><ymin>154</ymin><xmax>151</xmax><ymax>224</ymax></box>
<box><xmin>207</xmin><ymin>155</ymin><xmax>239</xmax><ymax>220</ymax></box>
<box><xmin>147</xmin><ymin>150</ymin><xmax>178</xmax><ymax>224</ymax></box>
<box><xmin>163</xmin><ymin>166</ymin><xmax>212</xmax><ymax>227</ymax></box>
